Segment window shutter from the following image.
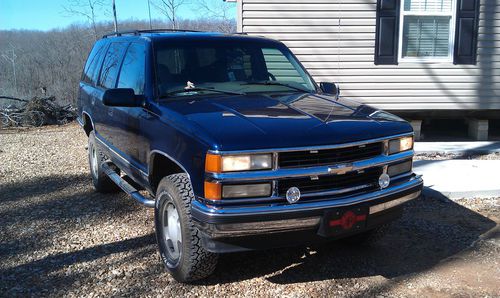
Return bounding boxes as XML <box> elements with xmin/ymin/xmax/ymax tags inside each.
<box><xmin>453</xmin><ymin>0</ymin><xmax>480</xmax><ymax>65</ymax></box>
<box><xmin>374</xmin><ymin>0</ymin><xmax>400</xmax><ymax>65</ymax></box>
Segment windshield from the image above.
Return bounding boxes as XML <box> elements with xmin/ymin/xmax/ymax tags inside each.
<box><xmin>154</xmin><ymin>39</ymin><xmax>316</xmax><ymax>98</ymax></box>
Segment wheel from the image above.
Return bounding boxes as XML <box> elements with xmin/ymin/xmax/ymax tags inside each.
<box><xmin>342</xmin><ymin>224</ymin><xmax>390</xmax><ymax>246</ymax></box>
<box><xmin>87</xmin><ymin>131</ymin><xmax>120</xmax><ymax>193</ymax></box>
<box><xmin>154</xmin><ymin>174</ymin><xmax>218</xmax><ymax>282</ymax></box>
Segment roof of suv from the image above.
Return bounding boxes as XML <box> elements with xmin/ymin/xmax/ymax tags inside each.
<box><xmin>101</xmin><ymin>30</ymin><xmax>279</xmax><ymax>44</ymax></box>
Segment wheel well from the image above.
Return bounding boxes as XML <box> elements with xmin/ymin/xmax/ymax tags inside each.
<box><xmin>83</xmin><ymin>113</ymin><xmax>93</xmax><ymax>136</ymax></box>
<box><xmin>150</xmin><ymin>153</ymin><xmax>185</xmax><ymax>192</ymax></box>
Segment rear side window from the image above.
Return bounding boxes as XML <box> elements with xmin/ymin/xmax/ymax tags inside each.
<box><xmin>117</xmin><ymin>43</ymin><xmax>146</xmax><ymax>95</ymax></box>
<box><xmin>82</xmin><ymin>41</ymin><xmax>106</xmax><ymax>85</ymax></box>
<box><xmin>98</xmin><ymin>42</ymin><xmax>127</xmax><ymax>89</ymax></box>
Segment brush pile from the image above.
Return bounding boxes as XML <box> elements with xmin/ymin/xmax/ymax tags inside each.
<box><xmin>0</xmin><ymin>96</ymin><xmax>76</xmax><ymax>128</ymax></box>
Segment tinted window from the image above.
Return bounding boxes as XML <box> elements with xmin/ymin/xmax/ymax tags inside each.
<box><xmin>156</xmin><ymin>46</ymin><xmax>257</xmax><ymax>86</ymax></box>
<box><xmin>82</xmin><ymin>41</ymin><xmax>106</xmax><ymax>85</ymax></box>
<box><xmin>117</xmin><ymin>43</ymin><xmax>146</xmax><ymax>95</ymax></box>
<box><xmin>154</xmin><ymin>40</ymin><xmax>316</xmax><ymax>97</ymax></box>
<box><xmin>262</xmin><ymin>48</ymin><xmax>308</xmax><ymax>85</ymax></box>
<box><xmin>99</xmin><ymin>42</ymin><xmax>127</xmax><ymax>89</ymax></box>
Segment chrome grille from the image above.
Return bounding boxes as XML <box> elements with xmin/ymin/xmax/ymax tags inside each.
<box><xmin>278</xmin><ymin>142</ymin><xmax>383</xmax><ymax>168</ymax></box>
<box><xmin>278</xmin><ymin>167</ymin><xmax>382</xmax><ymax>197</ymax></box>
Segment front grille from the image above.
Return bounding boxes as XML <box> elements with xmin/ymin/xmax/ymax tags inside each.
<box><xmin>278</xmin><ymin>142</ymin><xmax>383</xmax><ymax>168</ymax></box>
<box><xmin>278</xmin><ymin>167</ymin><xmax>382</xmax><ymax>196</ymax></box>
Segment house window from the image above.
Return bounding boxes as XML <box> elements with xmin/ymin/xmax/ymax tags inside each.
<box><xmin>399</xmin><ymin>0</ymin><xmax>456</xmax><ymax>62</ymax></box>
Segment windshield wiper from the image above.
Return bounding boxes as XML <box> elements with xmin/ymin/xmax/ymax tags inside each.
<box><xmin>160</xmin><ymin>87</ymin><xmax>245</xmax><ymax>98</ymax></box>
<box><xmin>241</xmin><ymin>81</ymin><xmax>311</xmax><ymax>93</ymax></box>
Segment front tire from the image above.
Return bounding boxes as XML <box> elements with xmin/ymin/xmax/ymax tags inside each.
<box><xmin>154</xmin><ymin>174</ymin><xmax>218</xmax><ymax>282</ymax></box>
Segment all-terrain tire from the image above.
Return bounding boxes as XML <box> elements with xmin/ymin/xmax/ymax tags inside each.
<box><xmin>343</xmin><ymin>224</ymin><xmax>390</xmax><ymax>246</ymax></box>
<box><xmin>87</xmin><ymin>131</ymin><xmax>120</xmax><ymax>193</ymax></box>
<box><xmin>154</xmin><ymin>174</ymin><xmax>218</xmax><ymax>282</ymax></box>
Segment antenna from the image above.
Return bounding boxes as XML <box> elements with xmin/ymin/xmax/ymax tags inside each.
<box><xmin>147</xmin><ymin>0</ymin><xmax>153</xmax><ymax>30</ymax></box>
<box><xmin>113</xmin><ymin>0</ymin><xmax>118</xmax><ymax>32</ymax></box>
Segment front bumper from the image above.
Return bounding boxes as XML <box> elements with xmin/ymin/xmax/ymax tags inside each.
<box><xmin>192</xmin><ymin>174</ymin><xmax>423</xmax><ymax>243</ymax></box>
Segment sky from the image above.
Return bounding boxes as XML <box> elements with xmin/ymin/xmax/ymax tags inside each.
<box><xmin>0</xmin><ymin>0</ymin><xmax>235</xmax><ymax>31</ymax></box>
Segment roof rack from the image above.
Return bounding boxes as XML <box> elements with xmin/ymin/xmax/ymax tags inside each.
<box><xmin>102</xmin><ymin>29</ymin><xmax>202</xmax><ymax>38</ymax></box>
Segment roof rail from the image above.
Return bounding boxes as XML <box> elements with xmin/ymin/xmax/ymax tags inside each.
<box><xmin>102</xmin><ymin>28</ymin><xmax>202</xmax><ymax>38</ymax></box>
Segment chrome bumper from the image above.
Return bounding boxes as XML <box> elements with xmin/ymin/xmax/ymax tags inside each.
<box><xmin>192</xmin><ymin>175</ymin><xmax>423</xmax><ymax>238</ymax></box>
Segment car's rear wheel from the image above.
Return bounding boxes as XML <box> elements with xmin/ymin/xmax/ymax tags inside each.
<box><xmin>154</xmin><ymin>174</ymin><xmax>218</xmax><ymax>283</ymax></box>
<box><xmin>87</xmin><ymin>131</ymin><xmax>119</xmax><ymax>193</ymax></box>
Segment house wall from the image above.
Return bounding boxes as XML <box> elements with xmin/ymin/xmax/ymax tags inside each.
<box><xmin>239</xmin><ymin>0</ymin><xmax>500</xmax><ymax>110</ymax></box>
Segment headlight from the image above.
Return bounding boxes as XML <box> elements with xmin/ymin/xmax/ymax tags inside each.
<box><xmin>204</xmin><ymin>181</ymin><xmax>272</xmax><ymax>200</ymax></box>
<box><xmin>387</xmin><ymin>159</ymin><xmax>413</xmax><ymax>177</ymax></box>
<box><xmin>388</xmin><ymin>136</ymin><xmax>413</xmax><ymax>154</ymax></box>
<box><xmin>222</xmin><ymin>183</ymin><xmax>272</xmax><ymax>198</ymax></box>
<box><xmin>205</xmin><ymin>153</ymin><xmax>272</xmax><ymax>172</ymax></box>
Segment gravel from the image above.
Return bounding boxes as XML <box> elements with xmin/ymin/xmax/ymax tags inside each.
<box><xmin>414</xmin><ymin>152</ymin><xmax>500</xmax><ymax>160</ymax></box>
<box><xmin>1</xmin><ymin>123</ymin><xmax>499</xmax><ymax>297</ymax></box>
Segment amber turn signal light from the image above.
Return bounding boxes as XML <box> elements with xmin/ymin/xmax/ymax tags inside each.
<box><xmin>204</xmin><ymin>181</ymin><xmax>221</xmax><ymax>200</ymax></box>
<box><xmin>205</xmin><ymin>153</ymin><xmax>222</xmax><ymax>173</ymax></box>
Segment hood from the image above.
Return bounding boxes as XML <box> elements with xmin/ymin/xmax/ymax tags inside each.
<box><xmin>158</xmin><ymin>93</ymin><xmax>412</xmax><ymax>151</ymax></box>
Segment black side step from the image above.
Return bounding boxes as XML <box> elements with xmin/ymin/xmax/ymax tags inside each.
<box><xmin>101</xmin><ymin>162</ymin><xmax>155</xmax><ymax>208</ymax></box>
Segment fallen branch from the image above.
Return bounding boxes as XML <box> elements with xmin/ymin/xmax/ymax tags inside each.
<box><xmin>0</xmin><ymin>96</ymin><xmax>76</xmax><ymax>128</ymax></box>
<box><xmin>0</xmin><ymin>96</ymin><xmax>29</xmax><ymax>103</ymax></box>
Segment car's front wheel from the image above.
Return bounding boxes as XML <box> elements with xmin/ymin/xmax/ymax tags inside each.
<box><xmin>154</xmin><ymin>174</ymin><xmax>218</xmax><ymax>282</ymax></box>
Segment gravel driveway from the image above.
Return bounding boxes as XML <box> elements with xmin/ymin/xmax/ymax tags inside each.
<box><xmin>1</xmin><ymin>123</ymin><xmax>499</xmax><ymax>297</ymax></box>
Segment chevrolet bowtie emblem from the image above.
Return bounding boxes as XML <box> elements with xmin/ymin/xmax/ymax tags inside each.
<box><xmin>328</xmin><ymin>163</ymin><xmax>353</xmax><ymax>175</ymax></box>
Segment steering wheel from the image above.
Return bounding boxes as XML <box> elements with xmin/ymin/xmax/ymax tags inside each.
<box><xmin>268</xmin><ymin>72</ymin><xmax>277</xmax><ymax>81</ymax></box>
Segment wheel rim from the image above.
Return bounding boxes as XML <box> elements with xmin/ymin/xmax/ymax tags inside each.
<box><xmin>162</xmin><ymin>202</ymin><xmax>182</xmax><ymax>262</ymax></box>
<box><xmin>90</xmin><ymin>143</ymin><xmax>98</xmax><ymax>178</ymax></box>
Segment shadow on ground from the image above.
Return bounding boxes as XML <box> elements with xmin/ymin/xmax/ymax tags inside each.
<box><xmin>0</xmin><ymin>173</ymin><xmax>496</xmax><ymax>295</ymax></box>
<box><xmin>0</xmin><ymin>174</ymin><xmax>142</xmax><ymax>261</ymax></box>
<box><xmin>1</xmin><ymin>174</ymin><xmax>89</xmax><ymax>203</ymax></box>
<box><xmin>203</xmin><ymin>190</ymin><xmax>495</xmax><ymax>285</ymax></box>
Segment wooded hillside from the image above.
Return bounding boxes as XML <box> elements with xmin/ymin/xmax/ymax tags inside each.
<box><xmin>0</xmin><ymin>19</ymin><xmax>236</xmax><ymax>107</ymax></box>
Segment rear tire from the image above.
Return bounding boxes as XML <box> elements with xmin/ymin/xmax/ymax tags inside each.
<box><xmin>88</xmin><ymin>131</ymin><xmax>120</xmax><ymax>193</ymax></box>
<box><xmin>154</xmin><ymin>174</ymin><xmax>218</xmax><ymax>282</ymax></box>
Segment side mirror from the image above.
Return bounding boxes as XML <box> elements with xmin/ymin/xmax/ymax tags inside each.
<box><xmin>319</xmin><ymin>82</ymin><xmax>340</xmax><ymax>98</ymax></box>
<box><xmin>102</xmin><ymin>88</ymin><xmax>140</xmax><ymax>107</ymax></box>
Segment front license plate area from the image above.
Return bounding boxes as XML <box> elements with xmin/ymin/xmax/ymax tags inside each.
<box><xmin>317</xmin><ymin>206</ymin><xmax>368</xmax><ymax>237</ymax></box>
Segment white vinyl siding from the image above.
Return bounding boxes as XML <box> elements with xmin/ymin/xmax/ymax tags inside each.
<box><xmin>239</xmin><ymin>0</ymin><xmax>500</xmax><ymax>110</ymax></box>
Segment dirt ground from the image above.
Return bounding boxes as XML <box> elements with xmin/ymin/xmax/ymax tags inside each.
<box><xmin>1</xmin><ymin>123</ymin><xmax>499</xmax><ymax>297</ymax></box>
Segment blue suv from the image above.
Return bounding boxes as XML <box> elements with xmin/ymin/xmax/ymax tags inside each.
<box><xmin>77</xmin><ymin>29</ymin><xmax>423</xmax><ymax>282</ymax></box>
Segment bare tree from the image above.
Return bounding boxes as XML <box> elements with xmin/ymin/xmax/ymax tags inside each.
<box><xmin>0</xmin><ymin>19</ymin><xmax>235</xmax><ymax>106</ymax></box>
<box><xmin>1</xmin><ymin>43</ymin><xmax>17</xmax><ymax>92</ymax></box>
<box><xmin>196</xmin><ymin>0</ymin><xmax>235</xmax><ymax>32</ymax></box>
<box><xmin>152</xmin><ymin>0</ymin><xmax>187</xmax><ymax>29</ymax></box>
<box><xmin>62</xmin><ymin>0</ymin><xmax>107</xmax><ymax>40</ymax></box>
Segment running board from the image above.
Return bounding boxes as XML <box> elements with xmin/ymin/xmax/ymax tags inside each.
<box><xmin>101</xmin><ymin>162</ymin><xmax>155</xmax><ymax>208</ymax></box>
